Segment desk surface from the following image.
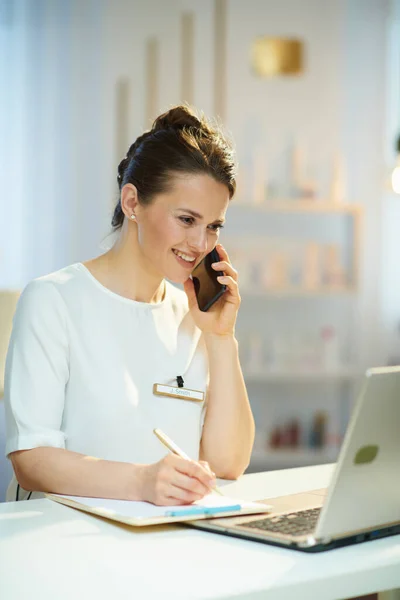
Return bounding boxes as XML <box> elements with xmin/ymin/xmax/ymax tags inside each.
<box><xmin>0</xmin><ymin>464</ymin><xmax>399</xmax><ymax>600</ymax></box>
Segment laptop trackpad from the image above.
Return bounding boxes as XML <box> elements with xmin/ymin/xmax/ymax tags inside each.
<box><xmin>260</xmin><ymin>488</ymin><xmax>327</xmax><ymax>514</ymax></box>
<box><xmin>206</xmin><ymin>489</ymin><xmax>327</xmax><ymax>528</ymax></box>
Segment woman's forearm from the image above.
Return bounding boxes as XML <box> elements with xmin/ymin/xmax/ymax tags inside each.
<box><xmin>10</xmin><ymin>447</ymin><xmax>145</xmax><ymax>500</ymax></box>
<box><xmin>200</xmin><ymin>334</ymin><xmax>255</xmax><ymax>479</ymax></box>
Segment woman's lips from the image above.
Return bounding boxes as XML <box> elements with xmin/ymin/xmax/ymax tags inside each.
<box><xmin>172</xmin><ymin>249</ymin><xmax>197</xmax><ymax>269</ymax></box>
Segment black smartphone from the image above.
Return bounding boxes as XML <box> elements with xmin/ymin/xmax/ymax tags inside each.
<box><xmin>191</xmin><ymin>248</ymin><xmax>227</xmax><ymax>312</ymax></box>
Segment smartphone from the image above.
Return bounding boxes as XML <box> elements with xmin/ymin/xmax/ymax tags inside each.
<box><xmin>191</xmin><ymin>248</ymin><xmax>227</xmax><ymax>312</ymax></box>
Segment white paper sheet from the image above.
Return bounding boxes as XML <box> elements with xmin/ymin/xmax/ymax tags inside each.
<box><xmin>50</xmin><ymin>493</ymin><xmax>267</xmax><ymax>520</ymax></box>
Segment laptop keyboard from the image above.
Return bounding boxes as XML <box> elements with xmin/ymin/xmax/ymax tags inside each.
<box><xmin>243</xmin><ymin>507</ymin><xmax>321</xmax><ymax>537</ymax></box>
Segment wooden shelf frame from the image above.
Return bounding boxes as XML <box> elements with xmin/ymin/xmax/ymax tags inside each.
<box><xmin>225</xmin><ymin>201</ymin><xmax>364</xmax><ymax>293</ymax></box>
<box><xmin>249</xmin><ymin>447</ymin><xmax>339</xmax><ymax>469</ymax></box>
<box><xmin>243</xmin><ymin>367</ymin><xmax>360</xmax><ymax>382</ymax></box>
<box><xmin>233</xmin><ymin>199</ymin><xmax>363</xmax><ymax>214</ymax></box>
<box><xmin>239</xmin><ymin>286</ymin><xmax>357</xmax><ymax>297</ymax></box>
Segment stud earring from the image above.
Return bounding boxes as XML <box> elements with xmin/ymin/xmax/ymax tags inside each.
<box><xmin>130</xmin><ymin>214</ymin><xmax>136</xmax><ymax>220</ymax></box>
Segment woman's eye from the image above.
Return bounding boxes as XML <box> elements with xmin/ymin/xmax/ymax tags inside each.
<box><xmin>179</xmin><ymin>216</ymin><xmax>224</xmax><ymax>232</ymax></box>
<box><xmin>208</xmin><ymin>224</ymin><xmax>224</xmax><ymax>232</ymax></box>
<box><xmin>179</xmin><ymin>216</ymin><xmax>195</xmax><ymax>226</ymax></box>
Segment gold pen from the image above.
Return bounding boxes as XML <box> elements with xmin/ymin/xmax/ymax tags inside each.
<box><xmin>153</xmin><ymin>428</ymin><xmax>224</xmax><ymax>496</ymax></box>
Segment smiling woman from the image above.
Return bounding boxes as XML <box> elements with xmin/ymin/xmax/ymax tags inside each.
<box><xmin>4</xmin><ymin>105</ymin><xmax>255</xmax><ymax>506</ymax></box>
<box><xmin>114</xmin><ymin>171</ymin><xmax>230</xmax><ymax>286</ymax></box>
<box><xmin>109</xmin><ymin>105</ymin><xmax>235</xmax><ymax>289</ymax></box>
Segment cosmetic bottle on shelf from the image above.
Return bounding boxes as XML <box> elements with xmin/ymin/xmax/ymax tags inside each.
<box><xmin>302</xmin><ymin>242</ymin><xmax>321</xmax><ymax>290</ymax></box>
<box><xmin>287</xmin><ymin>419</ymin><xmax>300</xmax><ymax>448</ymax></box>
<box><xmin>252</xmin><ymin>151</ymin><xmax>267</xmax><ymax>205</ymax></box>
<box><xmin>309</xmin><ymin>411</ymin><xmax>328</xmax><ymax>448</ymax></box>
<box><xmin>323</xmin><ymin>244</ymin><xmax>347</xmax><ymax>288</ymax></box>
<box><xmin>330</xmin><ymin>151</ymin><xmax>346</xmax><ymax>204</ymax></box>
<box><xmin>269</xmin><ymin>426</ymin><xmax>283</xmax><ymax>449</ymax></box>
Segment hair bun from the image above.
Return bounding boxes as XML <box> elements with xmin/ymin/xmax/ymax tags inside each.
<box><xmin>151</xmin><ymin>104</ymin><xmax>213</xmax><ymax>137</ymax></box>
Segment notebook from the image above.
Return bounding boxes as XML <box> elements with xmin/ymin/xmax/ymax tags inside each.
<box><xmin>46</xmin><ymin>492</ymin><xmax>271</xmax><ymax>526</ymax></box>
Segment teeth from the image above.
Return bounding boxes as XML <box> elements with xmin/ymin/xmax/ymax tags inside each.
<box><xmin>173</xmin><ymin>249</ymin><xmax>196</xmax><ymax>263</ymax></box>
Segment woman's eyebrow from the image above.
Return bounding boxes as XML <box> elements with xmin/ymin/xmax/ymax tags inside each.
<box><xmin>177</xmin><ymin>208</ymin><xmax>225</xmax><ymax>224</ymax></box>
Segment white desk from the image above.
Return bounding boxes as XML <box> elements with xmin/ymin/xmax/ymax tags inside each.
<box><xmin>0</xmin><ymin>464</ymin><xmax>399</xmax><ymax>600</ymax></box>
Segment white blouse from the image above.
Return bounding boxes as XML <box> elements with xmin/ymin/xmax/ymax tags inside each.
<box><xmin>4</xmin><ymin>263</ymin><xmax>209</xmax><ymax>501</ymax></box>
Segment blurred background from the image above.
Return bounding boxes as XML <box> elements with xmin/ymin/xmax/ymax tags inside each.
<box><xmin>1</xmin><ymin>0</ymin><xmax>400</xmax><ymax>500</ymax></box>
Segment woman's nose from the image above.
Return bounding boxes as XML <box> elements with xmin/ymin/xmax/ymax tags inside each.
<box><xmin>188</xmin><ymin>228</ymin><xmax>208</xmax><ymax>253</ymax></box>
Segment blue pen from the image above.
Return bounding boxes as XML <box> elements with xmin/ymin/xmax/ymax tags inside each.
<box><xmin>166</xmin><ymin>504</ymin><xmax>241</xmax><ymax>517</ymax></box>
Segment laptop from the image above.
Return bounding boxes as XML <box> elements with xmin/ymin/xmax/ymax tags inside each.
<box><xmin>189</xmin><ymin>366</ymin><xmax>400</xmax><ymax>552</ymax></box>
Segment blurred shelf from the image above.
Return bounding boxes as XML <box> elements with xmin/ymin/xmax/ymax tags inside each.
<box><xmin>248</xmin><ymin>448</ymin><xmax>339</xmax><ymax>471</ymax></box>
<box><xmin>243</xmin><ymin>367</ymin><xmax>360</xmax><ymax>383</ymax></box>
<box><xmin>233</xmin><ymin>200</ymin><xmax>363</xmax><ymax>214</ymax></box>
<box><xmin>240</xmin><ymin>286</ymin><xmax>357</xmax><ymax>297</ymax></box>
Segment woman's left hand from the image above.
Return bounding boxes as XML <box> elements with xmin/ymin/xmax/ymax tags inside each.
<box><xmin>183</xmin><ymin>244</ymin><xmax>241</xmax><ymax>337</ymax></box>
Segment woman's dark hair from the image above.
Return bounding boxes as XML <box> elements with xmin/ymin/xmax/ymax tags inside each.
<box><xmin>111</xmin><ymin>104</ymin><xmax>237</xmax><ymax>229</ymax></box>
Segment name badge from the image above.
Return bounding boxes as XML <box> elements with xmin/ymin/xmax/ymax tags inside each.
<box><xmin>153</xmin><ymin>383</ymin><xmax>204</xmax><ymax>402</ymax></box>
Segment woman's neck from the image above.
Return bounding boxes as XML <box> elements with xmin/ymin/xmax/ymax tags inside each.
<box><xmin>85</xmin><ymin>227</ymin><xmax>165</xmax><ymax>304</ymax></box>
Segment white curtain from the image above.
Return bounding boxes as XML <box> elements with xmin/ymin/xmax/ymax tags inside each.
<box><xmin>0</xmin><ymin>0</ymin><xmax>112</xmax><ymax>289</ymax></box>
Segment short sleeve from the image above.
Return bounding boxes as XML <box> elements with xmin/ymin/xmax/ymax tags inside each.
<box><xmin>4</xmin><ymin>280</ymin><xmax>69</xmax><ymax>457</ymax></box>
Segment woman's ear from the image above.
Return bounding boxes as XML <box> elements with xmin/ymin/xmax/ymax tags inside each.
<box><xmin>120</xmin><ymin>184</ymin><xmax>140</xmax><ymax>220</ymax></box>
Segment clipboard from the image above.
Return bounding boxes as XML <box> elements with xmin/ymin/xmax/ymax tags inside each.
<box><xmin>46</xmin><ymin>492</ymin><xmax>272</xmax><ymax>527</ymax></box>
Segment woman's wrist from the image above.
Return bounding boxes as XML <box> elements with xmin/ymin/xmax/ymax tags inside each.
<box><xmin>125</xmin><ymin>462</ymin><xmax>147</xmax><ymax>501</ymax></box>
<box><xmin>203</xmin><ymin>332</ymin><xmax>237</xmax><ymax>350</ymax></box>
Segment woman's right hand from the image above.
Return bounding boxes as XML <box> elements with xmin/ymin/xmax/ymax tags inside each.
<box><xmin>138</xmin><ymin>454</ymin><xmax>216</xmax><ymax>506</ymax></box>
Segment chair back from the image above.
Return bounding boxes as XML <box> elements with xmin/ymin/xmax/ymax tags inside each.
<box><xmin>0</xmin><ymin>291</ymin><xmax>20</xmax><ymax>397</ymax></box>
